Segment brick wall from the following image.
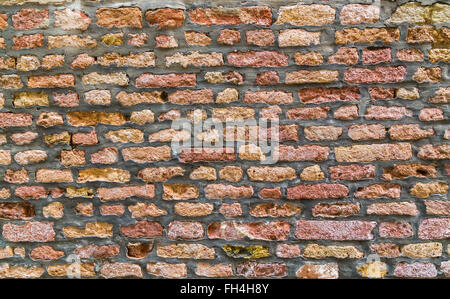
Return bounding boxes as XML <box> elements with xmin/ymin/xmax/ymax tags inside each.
<box><xmin>0</xmin><ymin>0</ymin><xmax>448</xmax><ymax>279</ymax></box>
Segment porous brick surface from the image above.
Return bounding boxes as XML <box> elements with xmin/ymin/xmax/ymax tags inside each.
<box><xmin>0</xmin><ymin>0</ymin><xmax>448</xmax><ymax>279</ymax></box>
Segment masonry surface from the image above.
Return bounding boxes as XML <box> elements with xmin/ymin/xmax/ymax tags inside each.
<box><xmin>0</xmin><ymin>0</ymin><xmax>448</xmax><ymax>279</ymax></box>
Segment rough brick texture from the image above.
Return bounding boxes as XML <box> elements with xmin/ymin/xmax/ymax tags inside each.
<box><xmin>0</xmin><ymin>0</ymin><xmax>448</xmax><ymax>280</ymax></box>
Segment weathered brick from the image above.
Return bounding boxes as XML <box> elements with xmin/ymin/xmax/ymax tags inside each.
<box><xmin>312</xmin><ymin>202</ymin><xmax>360</xmax><ymax>218</ymax></box>
<box><xmin>335</xmin><ymin>143</ymin><xmax>412</xmax><ymax>162</ymax></box>
<box><xmin>295</xmin><ymin>220</ymin><xmax>376</xmax><ymax>240</ymax></box>
<box><xmin>96</xmin><ymin>7</ymin><xmax>142</xmax><ymax>28</ymax></box>
<box><xmin>189</xmin><ymin>7</ymin><xmax>271</xmax><ymax>26</ymax></box>
<box><xmin>287</xmin><ymin>184</ymin><xmax>348</xmax><ymax>200</ymax></box>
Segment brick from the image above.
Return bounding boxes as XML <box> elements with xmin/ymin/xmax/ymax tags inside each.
<box><xmin>97</xmin><ymin>185</ymin><xmax>154</xmax><ymax>202</ymax></box>
<box><xmin>145</xmin><ymin>8</ymin><xmax>184</xmax><ymax>29</ymax></box>
<box><xmin>287</xmin><ymin>107</ymin><xmax>329</xmax><ymax>120</ymax></box>
<box><xmin>196</xmin><ymin>263</ymin><xmax>233</xmax><ymax>277</ymax></box>
<box><xmin>394</xmin><ymin>262</ymin><xmax>437</xmax><ymax>278</ymax></box>
<box><xmin>54</xmin><ymin>8</ymin><xmax>91</xmax><ymax>30</ymax></box>
<box><xmin>0</xmin><ymin>264</ymin><xmax>44</xmax><ymax>278</ymax></box>
<box><xmin>418</xmin><ymin>218</ymin><xmax>450</xmax><ymax>239</ymax></box>
<box><xmin>4</xmin><ymin>169</ymin><xmax>29</xmax><ymax>184</ymax></box>
<box><xmin>175</xmin><ymin>202</ymin><xmax>213</xmax><ymax>217</ymax></box>
<box><xmin>425</xmin><ymin>201</ymin><xmax>450</xmax><ymax>216</ymax></box>
<box><xmin>278</xmin><ymin>145</ymin><xmax>330</xmax><ymax>161</ymax></box>
<box><xmin>158</xmin><ymin>244</ymin><xmax>214</xmax><ymax>259</ymax></box>
<box><xmin>12</xmin><ymin>8</ymin><xmax>48</xmax><ymax>30</ymax></box>
<box><xmin>169</xmin><ymin>89</ymin><xmax>213</xmax><ymax>105</ymax></box>
<box><xmin>0</xmin><ymin>75</ymin><xmax>23</xmax><ymax>89</ymax></box>
<box><xmin>294</xmin><ymin>52</ymin><xmax>323</xmax><ymax>66</ymax></box>
<box><xmin>333</xmin><ymin>105</ymin><xmax>358</xmax><ymax>120</ymax></box>
<box><xmin>278</xmin><ymin>29</ymin><xmax>321</xmax><ymax>47</ymax></box>
<box><xmin>367</xmin><ymin>202</ymin><xmax>418</xmax><ymax>216</ymax></box>
<box><xmin>303</xmin><ymin>244</ymin><xmax>363</xmax><ymax>259</ymax></box>
<box><xmin>328</xmin><ymin>47</ymin><xmax>359</xmax><ymax>65</ymax></box>
<box><xmin>335</xmin><ymin>28</ymin><xmax>400</xmax><ymax>44</ymax></box>
<box><xmin>370</xmin><ymin>243</ymin><xmax>400</xmax><ymax>258</ymax></box>
<box><xmin>340</xmin><ymin>4</ymin><xmax>379</xmax><ymax>25</ymax></box>
<box><xmin>304</xmin><ymin>126</ymin><xmax>342</xmax><ymax>141</ymax></box>
<box><xmin>219</xmin><ymin>166</ymin><xmax>242</xmax><ymax>182</ymax></box>
<box><xmin>96</xmin><ymin>7</ymin><xmax>142</xmax><ymax>28</ymax></box>
<box><xmin>219</xmin><ymin>203</ymin><xmax>242</xmax><ymax>218</ymax></box>
<box><xmin>30</xmin><ymin>245</ymin><xmax>64</xmax><ymax>261</ymax></box>
<box><xmin>295</xmin><ymin>220</ymin><xmax>376</xmax><ymax>240</ymax></box>
<box><xmin>189</xmin><ymin>7</ymin><xmax>271</xmax><ymax>26</ymax></box>
<box><xmin>296</xmin><ymin>263</ymin><xmax>338</xmax><ymax>279</ymax></box>
<box><xmin>298</xmin><ymin>86</ymin><xmax>359</xmax><ymax>103</ymax></box>
<box><xmin>126</xmin><ymin>242</ymin><xmax>152</xmax><ymax>259</ymax></box>
<box><xmin>250</xmin><ymin>203</ymin><xmax>301</xmax><ymax>218</ymax></box>
<box><xmin>99</xmin><ymin>263</ymin><xmax>142</xmax><ymax>278</ymax></box>
<box><xmin>205</xmin><ymin>184</ymin><xmax>253</xmax><ymax>199</ymax></box>
<box><xmin>410</xmin><ymin>182</ymin><xmax>448</xmax><ymax>198</ymax></box>
<box><xmin>166</xmin><ymin>52</ymin><xmax>223</xmax><ymax>68</ymax></box>
<box><xmin>3</xmin><ymin>221</ymin><xmax>55</xmax><ymax>242</ymax></box>
<box><xmin>329</xmin><ymin>164</ymin><xmax>375</xmax><ymax>181</ymax></box>
<box><xmin>97</xmin><ymin>52</ymin><xmax>155</xmax><ymax>68</ymax></box>
<box><xmin>312</xmin><ymin>203</ymin><xmax>360</xmax><ymax>218</ymax></box>
<box><xmin>48</xmin><ymin>35</ymin><xmax>96</xmax><ymax>49</ymax></box>
<box><xmin>379</xmin><ymin>222</ymin><xmax>413</xmax><ymax>238</ymax></box>
<box><xmin>246</xmin><ymin>29</ymin><xmax>274</xmax><ymax>46</ymax></box>
<box><xmin>345</xmin><ymin>66</ymin><xmax>406</xmax><ymax>83</ymax></box>
<box><xmin>413</xmin><ymin>67</ymin><xmax>441</xmax><ymax>83</ymax></box>
<box><xmin>77</xmin><ymin>168</ymin><xmax>129</xmax><ymax>183</ymax></box>
<box><xmin>14</xmin><ymin>150</ymin><xmax>47</xmax><ymax>165</ymax></box>
<box><xmin>163</xmin><ymin>184</ymin><xmax>198</xmax><ymax>200</ymax></box>
<box><xmin>28</xmin><ymin>74</ymin><xmax>74</xmax><ymax>88</ymax></box>
<box><xmin>67</xmin><ymin>111</ymin><xmax>125</xmax><ymax>126</ymax></box>
<box><xmin>208</xmin><ymin>221</ymin><xmax>289</xmax><ymax>241</ymax></box>
<box><xmin>383</xmin><ymin>163</ymin><xmax>437</xmax><ymax>180</ymax></box>
<box><xmin>228</xmin><ymin>51</ymin><xmax>288</xmax><ymax>67</ymax></box>
<box><xmin>205</xmin><ymin>71</ymin><xmax>243</xmax><ymax>85</ymax></box>
<box><xmin>218</xmin><ymin>29</ymin><xmax>240</xmax><ymax>45</ymax></box>
<box><xmin>335</xmin><ymin>143</ymin><xmax>412</xmax><ymax>162</ymax></box>
<box><xmin>167</xmin><ymin>221</ymin><xmax>204</xmax><ymax>240</ymax></box>
<box><xmin>0</xmin><ymin>202</ymin><xmax>34</xmax><ymax>220</ymax></box>
<box><xmin>397</xmin><ymin>48</ymin><xmax>424</xmax><ymax>61</ymax></box>
<box><xmin>418</xmin><ymin>144</ymin><xmax>450</xmax><ymax>160</ymax></box>
<box><xmin>258</xmin><ymin>188</ymin><xmax>281</xmax><ymax>199</ymax></box>
<box><xmin>147</xmin><ymin>263</ymin><xmax>187</xmax><ymax>278</ymax></box>
<box><xmin>276</xmin><ymin>4</ymin><xmax>335</xmax><ymax>26</ymax></box>
<box><xmin>179</xmin><ymin>148</ymin><xmax>235</xmax><ymax>163</ymax></box>
<box><xmin>121</xmin><ymin>220</ymin><xmax>162</xmax><ymax>238</ymax></box>
<box><xmin>401</xmin><ymin>242</ymin><xmax>442</xmax><ymax>258</ymax></box>
<box><xmin>16</xmin><ymin>55</ymin><xmax>40</xmax><ymax>71</ymax></box>
<box><xmin>287</xmin><ymin>184</ymin><xmax>348</xmax><ymax>200</ymax></box>
<box><xmin>300</xmin><ymin>165</ymin><xmax>324</xmax><ymax>181</ymax></box>
<box><xmin>129</xmin><ymin>203</ymin><xmax>166</xmax><ymax>218</ymax></box>
<box><xmin>286</xmin><ymin>70</ymin><xmax>338</xmax><ymax>84</ymax></box>
<box><xmin>355</xmin><ymin>184</ymin><xmax>401</xmax><ymax>199</ymax></box>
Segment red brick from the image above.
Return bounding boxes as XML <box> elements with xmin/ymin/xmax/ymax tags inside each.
<box><xmin>12</xmin><ymin>9</ymin><xmax>48</xmax><ymax>30</ymax></box>
<box><xmin>329</xmin><ymin>164</ymin><xmax>375</xmax><ymax>181</ymax></box>
<box><xmin>208</xmin><ymin>221</ymin><xmax>290</xmax><ymax>241</ymax></box>
<box><xmin>189</xmin><ymin>7</ymin><xmax>272</xmax><ymax>26</ymax></box>
<box><xmin>13</xmin><ymin>34</ymin><xmax>43</xmax><ymax>50</ymax></box>
<box><xmin>96</xmin><ymin>7</ymin><xmax>142</xmax><ymax>28</ymax></box>
<box><xmin>278</xmin><ymin>145</ymin><xmax>330</xmax><ymax>161</ymax></box>
<box><xmin>379</xmin><ymin>222</ymin><xmax>413</xmax><ymax>238</ymax></box>
<box><xmin>145</xmin><ymin>8</ymin><xmax>184</xmax><ymax>29</ymax></box>
<box><xmin>394</xmin><ymin>262</ymin><xmax>437</xmax><ymax>278</ymax></box>
<box><xmin>121</xmin><ymin>220</ymin><xmax>163</xmax><ymax>238</ymax></box>
<box><xmin>418</xmin><ymin>218</ymin><xmax>450</xmax><ymax>239</ymax></box>
<box><xmin>3</xmin><ymin>221</ymin><xmax>55</xmax><ymax>242</ymax></box>
<box><xmin>227</xmin><ymin>51</ymin><xmax>288</xmax><ymax>67</ymax></box>
<box><xmin>298</xmin><ymin>87</ymin><xmax>359</xmax><ymax>103</ymax></box>
<box><xmin>167</xmin><ymin>221</ymin><xmax>204</xmax><ymax>240</ymax></box>
<box><xmin>362</xmin><ymin>48</ymin><xmax>392</xmax><ymax>64</ymax></box>
<box><xmin>236</xmin><ymin>262</ymin><xmax>287</xmax><ymax>278</ymax></box>
<box><xmin>135</xmin><ymin>73</ymin><xmax>196</xmax><ymax>88</ymax></box>
<box><xmin>344</xmin><ymin>66</ymin><xmax>407</xmax><ymax>83</ymax></box>
<box><xmin>296</xmin><ymin>220</ymin><xmax>376</xmax><ymax>240</ymax></box>
<box><xmin>287</xmin><ymin>184</ymin><xmax>348</xmax><ymax>200</ymax></box>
